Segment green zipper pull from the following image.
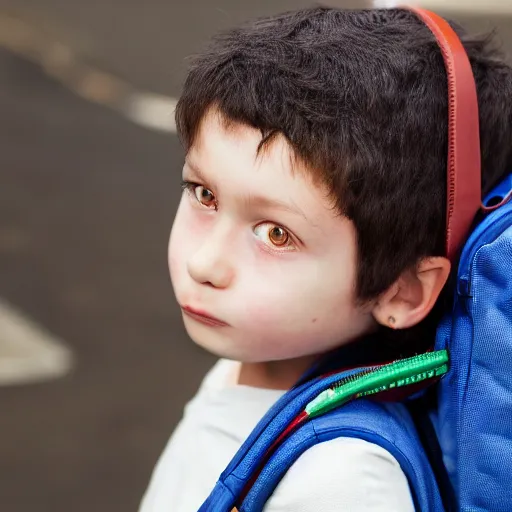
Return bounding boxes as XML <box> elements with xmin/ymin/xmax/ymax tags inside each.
<box><xmin>305</xmin><ymin>350</ymin><xmax>449</xmax><ymax>419</ymax></box>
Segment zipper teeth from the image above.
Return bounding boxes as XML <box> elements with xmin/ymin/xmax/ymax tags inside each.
<box><xmin>332</xmin><ymin>351</ymin><xmax>444</xmax><ymax>390</ymax></box>
<box><xmin>331</xmin><ymin>368</ymin><xmax>378</xmax><ymax>389</ymax></box>
<box><xmin>305</xmin><ymin>350</ymin><xmax>449</xmax><ymax>418</ymax></box>
<box><xmin>356</xmin><ymin>365</ymin><xmax>449</xmax><ymax>398</ymax></box>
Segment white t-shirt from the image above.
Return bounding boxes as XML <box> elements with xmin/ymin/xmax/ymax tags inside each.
<box><xmin>140</xmin><ymin>359</ymin><xmax>415</xmax><ymax>512</ymax></box>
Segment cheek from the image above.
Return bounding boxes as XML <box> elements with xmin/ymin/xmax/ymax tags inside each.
<box><xmin>232</xmin><ymin>258</ymin><xmax>362</xmax><ymax>359</ymax></box>
<box><xmin>238</xmin><ymin>261</ymin><xmax>354</xmax><ymax>330</ymax></box>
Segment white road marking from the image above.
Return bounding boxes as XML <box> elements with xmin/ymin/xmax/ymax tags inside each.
<box><xmin>0</xmin><ymin>12</ymin><xmax>176</xmax><ymax>386</ymax></box>
<box><xmin>0</xmin><ymin>11</ymin><xmax>177</xmax><ymax>134</ymax></box>
<box><xmin>2</xmin><ymin>4</ymin><xmax>512</xmax><ymax>135</ymax></box>
<box><xmin>126</xmin><ymin>93</ymin><xmax>178</xmax><ymax>133</ymax></box>
<box><xmin>0</xmin><ymin>299</ymin><xmax>73</xmax><ymax>386</ymax></box>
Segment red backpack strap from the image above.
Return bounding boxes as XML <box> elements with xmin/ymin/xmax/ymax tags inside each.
<box><xmin>405</xmin><ymin>7</ymin><xmax>482</xmax><ymax>261</ymax></box>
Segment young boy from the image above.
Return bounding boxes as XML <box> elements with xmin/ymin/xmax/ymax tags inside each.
<box><xmin>140</xmin><ymin>7</ymin><xmax>512</xmax><ymax>511</ymax></box>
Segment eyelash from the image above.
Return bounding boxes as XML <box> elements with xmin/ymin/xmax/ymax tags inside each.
<box><xmin>180</xmin><ymin>180</ymin><xmax>193</xmax><ymax>191</ymax></box>
<box><xmin>181</xmin><ymin>180</ymin><xmax>218</xmax><ymax>210</ymax></box>
<box><xmin>180</xmin><ymin>179</ymin><xmax>300</xmax><ymax>252</ymax></box>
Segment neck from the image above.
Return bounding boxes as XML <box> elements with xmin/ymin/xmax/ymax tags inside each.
<box><xmin>238</xmin><ymin>355</ymin><xmax>318</xmax><ymax>390</ymax></box>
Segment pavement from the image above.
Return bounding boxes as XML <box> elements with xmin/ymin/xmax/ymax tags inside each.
<box><xmin>0</xmin><ymin>45</ymin><xmax>216</xmax><ymax>511</ymax></box>
<box><xmin>0</xmin><ymin>0</ymin><xmax>317</xmax><ymax>96</ymax></box>
<box><xmin>0</xmin><ymin>2</ymin><xmax>511</xmax><ymax>512</ymax></box>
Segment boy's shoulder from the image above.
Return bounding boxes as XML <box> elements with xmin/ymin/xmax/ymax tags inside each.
<box><xmin>141</xmin><ymin>359</ymin><xmax>415</xmax><ymax>512</ymax></box>
<box><xmin>268</xmin><ymin>436</ymin><xmax>414</xmax><ymax>511</ymax></box>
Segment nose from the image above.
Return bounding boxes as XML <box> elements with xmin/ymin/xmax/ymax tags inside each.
<box><xmin>187</xmin><ymin>222</ymin><xmax>235</xmax><ymax>289</ymax></box>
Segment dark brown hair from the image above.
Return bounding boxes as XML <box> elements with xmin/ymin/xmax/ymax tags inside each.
<box><xmin>175</xmin><ymin>7</ymin><xmax>512</xmax><ymax>355</ymax></box>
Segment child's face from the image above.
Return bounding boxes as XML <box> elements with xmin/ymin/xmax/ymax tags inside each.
<box><xmin>169</xmin><ymin>110</ymin><xmax>376</xmax><ymax>363</ymax></box>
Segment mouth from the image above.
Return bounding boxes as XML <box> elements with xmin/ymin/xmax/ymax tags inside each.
<box><xmin>181</xmin><ymin>305</ymin><xmax>229</xmax><ymax>327</ymax></box>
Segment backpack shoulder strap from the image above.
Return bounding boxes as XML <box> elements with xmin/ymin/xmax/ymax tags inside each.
<box><xmin>199</xmin><ymin>351</ymin><xmax>449</xmax><ymax>511</ymax></box>
<box><xmin>239</xmin><ymin>400</ymin><xmax>444</xmax><ymax>511</ymax></box>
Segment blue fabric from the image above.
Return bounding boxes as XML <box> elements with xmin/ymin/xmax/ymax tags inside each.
<box><xmin>198</xmin><ymin>367</ymin><xmax>369</xmax><ymax>511</ymax></box>
<box><xmin>199</xmin><ymin>174</ymin><xmax>512</xmax><ymax>512</ymax></box>
<box><xmin>241</xmin><ymin>401</ymin><xmax>443</xmax><ymax>512</ymax></box>
<box><xmin>432</xmin><ymin>183</ymin><xmax>512</xmax><ymax>511</ymax></box>
<box><xmin>483</xmin><ymin>173</ymin><xmax>512</xmax><ymax>207</ymax></box>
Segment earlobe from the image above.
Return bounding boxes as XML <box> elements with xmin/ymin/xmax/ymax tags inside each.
<box><xmin>372</xmin><ymin>257</ymin><xmax>451</xmax><ymax>330</ymax></box>
<box><xmin>372</xmin><ymin>282</ymin><xmax>401</xmax><ymax>328</ymax></box>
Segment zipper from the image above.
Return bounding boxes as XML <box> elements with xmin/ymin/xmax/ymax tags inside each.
<box><xmin>239</xmin><ymin>350</ymin><xmax>450</xmax><ymax>507</ymax></box>
<box><xmin>305</xmin><ymin>350</ymin><xmax>449</xmax><ymax>419</ymax></box>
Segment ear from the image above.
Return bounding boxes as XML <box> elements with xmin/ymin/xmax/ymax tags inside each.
<box><xmin>372</xmin><ymin>257</ymin><xmax>451</xmax><ymax>330</ymax></box>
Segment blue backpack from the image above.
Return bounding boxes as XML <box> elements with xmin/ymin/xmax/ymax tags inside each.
<box><xmin>198</xmin><ymin>8</ymin><xmax>512</xmax><ymax>512</ymax></box>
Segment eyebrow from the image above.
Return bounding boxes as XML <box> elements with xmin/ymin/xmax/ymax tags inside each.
<box><xmin>242</xmin><ymin>194</ymin><xmax>307</xmax><ymax>220</ymax></box>
<box><xmin>184</xmin><ymin>158</ymin><xmax>308</xmax><ymax>220</ymax></box>
<box><xmin>184</xmin><ymin>159</ymin><xmax>206</xmax><ymax>181</ymax></box>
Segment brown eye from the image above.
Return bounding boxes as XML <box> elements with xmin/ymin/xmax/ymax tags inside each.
<box><xmin>253</xmin><ymin>222</ymin><xmax>296</xmax><ymax>252</ymax></box>
<box><xmin>194</xmin><ymin>186</ymin><xmax>216</xmax><ymax>209</ymax></box>
<box><xmin>268</xmin><ymin>226</ymin><xmax>289</xmax><ymax>246</ymax></box>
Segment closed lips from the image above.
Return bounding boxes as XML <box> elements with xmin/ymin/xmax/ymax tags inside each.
<box><xmin>181</xmin><ymin>306</ymin><xmax>229</xmax><ymax>326</ymax></box>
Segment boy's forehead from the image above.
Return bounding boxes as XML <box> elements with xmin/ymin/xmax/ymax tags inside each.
<box><xmin>191</xmin><ymin>109</ymin><xmax>323</xmax><ymax>189</ymax></box>
<box><xmin>194</xmin><ymin>109</ymin><xmax>275</xmax><ymax>155</ymax></box>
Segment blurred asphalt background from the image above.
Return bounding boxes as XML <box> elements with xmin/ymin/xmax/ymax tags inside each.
<box><xmin>0</xmin><ymin>1</ymin><xmax>511</xmax><ymax>511</ymax></box>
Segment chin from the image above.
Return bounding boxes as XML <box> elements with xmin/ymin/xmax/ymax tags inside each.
<box><xmin>191</xmin><ymin>338</ymin><xmax>246</xmax><ymax>361</ymax></box>
<box><xmin>183</xmin><ymin>320</ymin><xmax>235</xmax><ymax>357</ymax></box>
<box><xmin>184</xmin><ymin>327</ymin><xmax>266</xmax><ymax>362</ymax></box>
<box><xmin>182</xmin><ymin>316</ymin><xmax>320</xmax><ymax>363</ymax></box>
<box><xmin>189</xmin><ymin>337</ymin><xmax>303</xmax><ymax>364</ymax></box>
